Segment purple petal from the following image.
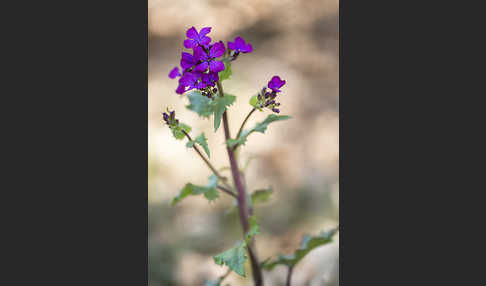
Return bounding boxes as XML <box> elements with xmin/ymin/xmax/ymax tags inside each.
<box><xmin>196</xmin><ymin>81</ymin><xmax>205</xmax><ymax>89</ymax></box>
<box><xmin>186</xmin><ymin>27</ymin><xmax>198</xmax><ymax>39</ymax></box>
<box><xmin>209</xmin><ymin>60</ymin><xmax>225</xmax><ymax>72</ymax></box>
<box><xmin>227</xmin><ymin>41</ymin><xmax>237</xmax><ymax>51</ymax></box>
<box><xmin>208</xmin><ymin>72</ymin><xmax>219</xmax><ymax>82</ymax></box>
<box><xmin>195</xmin><ymin>61</ymin><xmax>208</xmax><ymax>72</ymax></box>
<box><xmin>209</xmin><ymin>41</ymin><xmax>225</xmax><ymax>58</ymax></box>
<box><xmin>179</xmin><ymin>72</ymin><xmax>196</xmax><ymax>86</ymax></box>
<box><xmin>176</xmin><ymin>83</ymin><xmax>186</xmax><ymax>94</ymax></box>
<box><xmin>199</xmin><ymin>36</ymin><xmax>211</xmax><ymax>46</ymax></box>
<box><xmin>199</xmin><ymin>27</ymin><xmax>212</xmax><ymax>36</ymax></box>
<box><xmin>241</xmin><ymin>43</ymin><xmax>253</xmax><ymax>53</ymax></box>
<box><xmin>184</xmin><ymin>39</ymin><xmax>197</xmax><ymax>49</ymax></box>
<box><xmin>193</xmin><ymin>46</ymin><xmax>208</xmax><ymax>62</ymax></box>
<box><xmin>168</xmin><ymin>67</ymin><xmax>180</xmax><ymax>79</ymax></box>
<box><xmin>180</xmin><ymin>52</ymin><xmax>195</xmax><ymax>69</ymax></box>
<box><xmin>235</xmin><ymin>36</ymin><xmax>245</xmax><ymax>48</ymax></box>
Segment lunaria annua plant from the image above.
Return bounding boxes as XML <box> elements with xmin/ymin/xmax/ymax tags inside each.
<box><xmin>163</xmin><ymin>26</ymin><xmax>338</xmax><ymax>286</ymax></box>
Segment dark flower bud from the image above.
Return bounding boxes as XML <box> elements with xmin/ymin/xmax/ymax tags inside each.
<box><xmin>272</xmin><ymin>108</ymin><xmax>280</xmax><ymax>113</ymax></box>
<box><xmin>170</xmin><ymin>111</ymin><xmax>175</xmax><ymax>120</ymax></box>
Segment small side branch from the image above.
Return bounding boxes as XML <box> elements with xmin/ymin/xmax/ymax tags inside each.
<box><xmin>182</xmin><ymin>130</ymin><xmax>231</xmax><ymax>189</ymax></box>
<box><xmin>235</xmin><ymin>108</ymin><xmax>256</xmax><ymax>141</ymax></box>
<box><xmin>217</xmin><ymin>185</ymin><xmax>237</xmax><ymax>198</ymax></box>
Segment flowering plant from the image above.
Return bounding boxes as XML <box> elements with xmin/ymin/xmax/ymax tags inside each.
<box><xmin>163</xmin><ymin>26</ymin><xmax>338</xmax><ymax>286</ymax></box>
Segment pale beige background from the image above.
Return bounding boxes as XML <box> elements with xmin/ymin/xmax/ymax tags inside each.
<box><xmin>149</xmin><ymin>1</ymin><xmax>339</xmax><ymax>285</ymax></box>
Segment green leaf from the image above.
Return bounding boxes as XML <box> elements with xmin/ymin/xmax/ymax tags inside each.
<box><xmin>186</xmin><ymin>133</ymin><xmax>210</xmax><ymax>158</ymax></box>
<box><xmin>213</xmin><ymin>94</ymin><xmax>236</xmax><ymax>132</ymax></box>
<box><xmin>252</xmin><ymin>114</ymin><xmax>291</xmax><ymax>133</ymax></box>
<box><xmin>186</xmin><ymin>90</ymin><xmax>214</xmax><ymax>118</ymax></box>
<box><xmin>219</xmin><ymin>62</ymin><xmax>232</xmax><ymax>81</ymax></box>
<box><xmin>251</xmin><ymin>188</ymin><xmax>273</xmax><ymax>205</ymax></box>
<box><xmin>214</xmin><ymin>241</ymin><xmax>247</xmax><ymax>277</ymax></box>
<box><xmin>226</xmin><ymin>114</ymin><xmax>291</xmax><ymax>147</ymax></box>
<box><xmin>245</xmin><ymin>216</ymin><xmax>260</xmax><ymax>242</ymax></box>
<box><xmin>262</xmin><ymin>228</ymin><xmax>338</xmax><ymax>270</ymax></box>
<box><xmin>171</xmin><ymin>175</ymin><xmax>219</xmax><ymax>205</ymax></box>
<box><xmin>170</xmin><ymin>123</ymin><xmax>192</xmax><ymax>140</ymax></box>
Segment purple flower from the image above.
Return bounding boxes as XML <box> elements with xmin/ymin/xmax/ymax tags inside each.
<box><xmin>193</xmin><ymin>42</ymin><xmax>226</xmax><ymax>73</ymax></box>
<box><xmin>228</xmin><ymin>36</ymin><xmax>253</xmax><ymax>53</ymax></box>
<box><xmin>184</xmin><ymin>27</ymin><xmax>212</xmax><ymax>49</ymax></box>
<box><xmin>198</xmin><ymin>72</ymin><xmax>219</xmax><ymax>89</ymax></box>
<box><xmin>168</xmin><ymin>67</ymin><xmax>181</xmax><ymax>79</ymax></box>
<box><xmin>268</xmin><ymin>76</ymin><xmax>286</xmax><ymax>93</ymax></box>
<box><xmin>180</xmin><ymin>52</ymin><xmax>198</xmax><ymax>71</ymax></box>
<box><xmin>179</xmin><ymin>71</ymin><xmax>204</xmax><ymax>92</ymax></box>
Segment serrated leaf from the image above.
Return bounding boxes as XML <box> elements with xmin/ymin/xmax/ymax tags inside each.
<box><xmin>186</xmin><ymin>133</ymin><xmax>210</xmax><ymax>158</ymax></box>
<box><xmin>214</xmin><ymin>241</ymin><xmax>247</xmax><ymax>277</ymax></box>
<box><xmin>186</xmin><ymin>91</ymin><xmax>214</xmax><ymax>118</ymax></box>
<box><xmin>214</xmin><ymin>94</ymin><xmax>236</xmax><ymax>132</ymax></box>
<box><xmin>219</xmin><ymin>62</ymin><xmax>232</xmax><ymax>81</ymax></box>
<box><xmin>226</xmin><ymin>115</ymin><xmax>290</xmax><ymax>148</ymax></box>
<box><xmin>251</xmin><ymin>188</ymin><xmax>273</xmax><ymax>205</ymax></box>
<box><xmin>252</xmin><ymin>114</ymin><xmax>291</xmax><ymax>133</ymax></box>
<box><xmin>170</xmin><ymin>123</ymin><xmax>192</xmax><ymax>140</ymax></box>
<box><xmin>262</xmin><ymin>228</ymin><xmax>338</xmax><ymax>270</ymax></box>
<box><xmin>171</xmin><ymin>175</ymin><xmax>219</xmax><ymax>205</ymax></box>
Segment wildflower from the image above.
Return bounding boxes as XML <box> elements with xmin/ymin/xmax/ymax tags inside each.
<box><xmin>184</xmin><ymin>27</ymin><xmax>212</xmax><ymax>49</ymax></box>
<box><xmin>253</xmin><ymin>76</ymin><xmax>286</xmax><ymax>113</ymax></box>
<box><xmin>197</xmin><ymin>72</ymin><xmax>219</xmax><ymax>89</ymax></box>
<box><xmin>179</xmin><ymin>71</ymin><xmax>203</xmax><ymax>92</ymax></box>
<box><xmin>193</xmin><ymin>41</ymin><xmax>226</xmax><ymax>73</ymax></box>
<box><xmin>227</xmin><ymin>36</ymin><xmax>253</xmax><ymax>54</ymax></box>
<box><xmin>168</xmin><ymin>67</ymin><xmax>181</xmax><ymax>79</ymax></box>
<box><xmin>268</xmin><ymin>76</ymin><xmax>286</xmax><ymax>93</ymax></box>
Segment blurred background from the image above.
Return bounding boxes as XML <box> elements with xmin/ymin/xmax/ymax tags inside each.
<box><xmin>148</xmin><ymin>0</ymin><xmax>339</xmax><ymax>285</ymax></box>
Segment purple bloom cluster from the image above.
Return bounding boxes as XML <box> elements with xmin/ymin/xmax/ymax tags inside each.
<box><xmin>168</xmin><ymin>27</ymin><xmax>253</xmax><ymax>97</ymax></box>
<box><xmin>257</xmin><ymin>76</ymin><xmax>286</xmax><ymax>113</ymax></box>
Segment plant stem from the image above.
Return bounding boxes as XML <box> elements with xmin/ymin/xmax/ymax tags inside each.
<box><xmin>182</xmin><ymin>130</ymin><xmax>231</xmax><ymax>189</ymax></box>
<box><xmin>217</xmin><ymin>80</ymin><xmax>264</xmax><ymax>286</ymax></box>
<box><xmin>235</xmin><ymin>108</ymin><xmax>256</xmax><ymax>142</ymax></box>
<box><xmin>286</xmin><ymin>266</ymin><xmax>293</xmax><ymax>286</ymax></box>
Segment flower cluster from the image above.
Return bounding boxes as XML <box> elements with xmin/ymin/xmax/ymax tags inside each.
<box><xmin>162</xmin><ymin>109</ymin><xmax>179</xmax><ymax>127</ymax></box>
<box><xmin>168</xmin><ymin>27</ymin><xmax>252</xmax><ymax>98</ymax></box>
<box><xmin>255</xmin><ymin>76</ymin><xmax>286</xmax><ymax>113</ymax></box>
